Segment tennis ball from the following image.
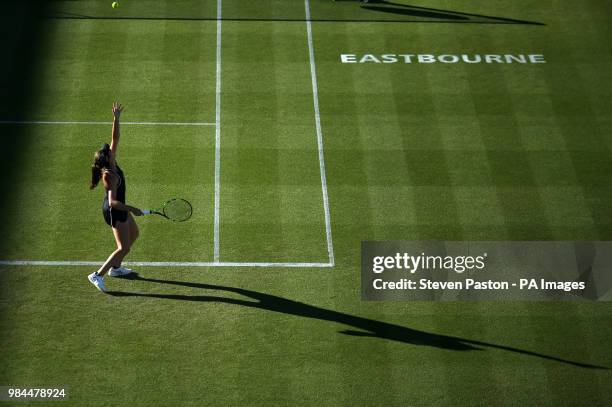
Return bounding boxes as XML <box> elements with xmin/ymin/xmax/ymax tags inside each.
<box><xmin>112</xmin><ymin>2</ymin><xmax>119</xmax><ymax>8</ymax></box>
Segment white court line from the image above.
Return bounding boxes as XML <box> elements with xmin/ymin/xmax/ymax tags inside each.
<box><xmin>305</xmin><ymin>0</ymin><xmax>335</xmax><ymax>267</ymax></box>
<box><xmin>0</xmin><ymin>120</ymin><xmax>215</xmax><ymax>126</ymax></box>
<box><xmin>213</xmin><ymin>0</ymin><xmax>222</xmax><ymax>262</ymax></box>
<box><xmin>0</xmin><ymin>260</ymin><xmax>333</xmax><ymax>268</ymax></box>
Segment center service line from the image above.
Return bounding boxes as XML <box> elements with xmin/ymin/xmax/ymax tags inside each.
<box><xmin>213</xmin><ymin>0</ymin><xmax>222</xmax><ymax>262</ymax></box>
<box><xmin>305</xmin><ymin>0</ymin><xmax>335</xmax><ymax>267</ymax></box>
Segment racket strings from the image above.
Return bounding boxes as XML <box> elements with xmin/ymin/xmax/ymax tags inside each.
<box><xmin>163</xmin><ymin>199</ymin><xmax>192</xmax><ymax>222</ymax></box>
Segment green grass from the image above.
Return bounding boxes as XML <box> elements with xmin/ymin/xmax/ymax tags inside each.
<box><xmin>1</xmin><ymin>0</ymin><xmax>612</xmax><ymax>405</ymax></box>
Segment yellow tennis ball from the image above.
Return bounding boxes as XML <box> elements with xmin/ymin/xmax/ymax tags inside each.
<box><xmin>112</xmin><ymin>2</ymin><xmax>119</xmax><ymax>8</ymax></box>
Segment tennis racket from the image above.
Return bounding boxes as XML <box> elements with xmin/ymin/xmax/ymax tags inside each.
<box><xmin>142</xmin><ymin>198</ymin><xmax>193</xmax><ymax>222</ymax></box>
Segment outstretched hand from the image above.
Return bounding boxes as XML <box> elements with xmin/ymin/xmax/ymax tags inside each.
<box><xmin>112</xmin><ymin>102</ymin><xmax>124</xmax><ymax>119</ymax></box>
<box><xmin>130</xmin><ymin>206</ymin><xmax>144</xmax><ymax>216</ymax></box>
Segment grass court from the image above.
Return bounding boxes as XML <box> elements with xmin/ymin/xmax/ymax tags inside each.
<box><xmin>0</xmin><ymin>0</ymin><xmax>611</xmax><ymax>405</ymax></box>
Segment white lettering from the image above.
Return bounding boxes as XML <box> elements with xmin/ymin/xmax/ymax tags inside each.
<box><xmin>340</xmin><ymin>54</ymin><xmax>357</xmax><ymax>63</ymax></box>
<box><xmin>372</xmin><ymin>256</ymin><xmax>385</xmax><ymax>273</ymax></box>
<box><xmin>485</xmin><ymin>55</ymin><xmax>504</xmax><ymax>63</ymax></box>
<box><xmin>360</xmin><ymin>54</ymin><xmax>381</xmax><ymax>63</ymax></box>
<box><xmin>439</xmin><ymin>54</ymin><xmax>460</xmax><ymax>63</ymax></box>
<box><xmin>462</xmin><ymin>54</ymin><xmax>482</xmax><ymax>63</ymax></box>
<box><xmin>505</xmin><ymin>54</ymin><xmax>527</xmax><ymax>63</ymax></box>
<box><xmin>399</xmin><ymin>54</ymin><xmax>415</xmax><ymax>63</ymax></box>
<box><xmin>341</xmin><ymin>54</ymin><xmax>546</xmax><ymax>65</ymax></box>
<box><xmin>417</xmin><ymin>54</ymin><xmax>436</xmax><ymax>63</ymax></box>
<box><xmin>529</xmin><ymin>54</ymin><xmax>546</xmax><ymax>63</ymax></box>
<box><xmin>381</xmin><ymin>54</ymin><xmax>398</xmax><ymax>63</ymax></box>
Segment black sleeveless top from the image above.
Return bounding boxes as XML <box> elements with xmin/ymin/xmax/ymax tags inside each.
<box><xmin>103</xmin><ymin>164</ymin><xmax>126</xmax><ymax>205</ymax></box>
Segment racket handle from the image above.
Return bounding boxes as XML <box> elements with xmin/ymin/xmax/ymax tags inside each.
<box><xmin>142</xmin><ymin>210</ymin><xmax>151</xmax><ymax>215</ymax></box>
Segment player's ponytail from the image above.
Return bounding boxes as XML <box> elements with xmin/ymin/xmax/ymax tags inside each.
<box><xmin>90</xmin><ymin>165</ymin><xmax>102</xmax><ymax>189</ymax></box>
<box><xmin>90</xmin><ymin>144</ymin><xmax>111</xmax><ymax>189</ymax></box>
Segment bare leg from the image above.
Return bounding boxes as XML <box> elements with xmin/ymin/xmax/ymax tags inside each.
<box><xmin>96</xmin><ymin>219</ymin><xmax>131</xmax><ymax>276</ymax></box>
<box><xmin>127</xmin><ymin>213</ymin><xmax>139</xmax><ymax>247</ymax></box>
<box><xmin>111</xmin><ymin>214</ymin><xmax>139</xmax><ymax>269</ymax></box>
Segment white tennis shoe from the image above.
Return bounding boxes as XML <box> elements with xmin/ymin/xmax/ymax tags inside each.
<box><xmin>88</xmin><ymin>272</ymin><xmax>106</xmax><ymax>292</ymax></box>
<box><xmin>108</xmin><ymin>266</ymin><xmax>135</xmax><ymax>277</ymax></box>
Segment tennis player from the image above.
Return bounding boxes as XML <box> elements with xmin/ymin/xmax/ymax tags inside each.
<box><xmin>88</xmin><ymin>102</ymin><xmax>143</xmax><ymax>292</ymax></box>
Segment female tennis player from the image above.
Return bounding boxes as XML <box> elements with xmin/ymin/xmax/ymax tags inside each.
<box><xmin>88</xmin><ymin>102</ymin><xmax>143</xmax><ymax>292</ymax></box>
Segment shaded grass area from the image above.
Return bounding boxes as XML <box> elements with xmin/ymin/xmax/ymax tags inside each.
<box><xmin>0</xmin><ymin>2</ymin><xmax>50</xmax><ymax>232</ymax></box>
<box><xmin>0</xmin><ymin>0</ymin><xmax>53</xmax><ymax>343</ymax></box>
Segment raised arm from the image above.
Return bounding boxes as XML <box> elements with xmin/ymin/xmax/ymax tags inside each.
<box><xmin>110</xmin><ymin>102</ymin><xmax>124</xmax><ymax>155</ymax></box>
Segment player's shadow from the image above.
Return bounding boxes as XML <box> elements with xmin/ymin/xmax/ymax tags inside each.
<box><xmin>108</xmin><ymin>273</ymin><xmax>606</xmax><ymax>370</ymax></box>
